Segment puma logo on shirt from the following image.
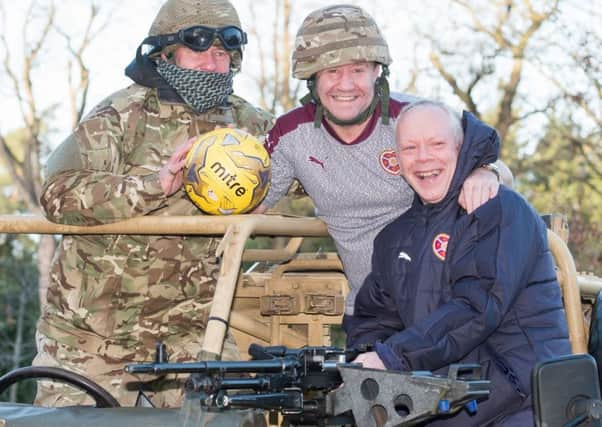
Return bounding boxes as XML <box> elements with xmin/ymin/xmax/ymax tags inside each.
<box><xmin>398</xmin><ymin>251</ymin><xmax>412</xmax><ymax>262</ymax></box>
<box><xmin>308</xmin><ymin>156</ymin><xmax>325</xmax><ymax>169</ymax></box>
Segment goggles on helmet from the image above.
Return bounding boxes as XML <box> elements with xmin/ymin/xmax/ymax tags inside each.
<box><xmin>146</xmin><ymin>25</ymin><xmax>247</xmax><ymax>52</ymax></box>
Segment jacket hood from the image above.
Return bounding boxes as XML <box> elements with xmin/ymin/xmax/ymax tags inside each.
<box><xmin>452</xmin><ymin>111</ymin><xmax>500</xmax><ymax>194</ymax></box>
<box><xmin>124</xmin><ymin>48</ymin><xmax>185</xmax><ymax>104</ymax></box>
<box><xmin>411</xmin><ymin>111</ymin><xmax>500</xmax><ymax>211</ymax></box>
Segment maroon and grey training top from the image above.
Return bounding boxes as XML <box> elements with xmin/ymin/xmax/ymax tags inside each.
<box><xmin>262</xmin><ymin>94</ymin><xmax>417</xmax><ymax>314</ymax></box>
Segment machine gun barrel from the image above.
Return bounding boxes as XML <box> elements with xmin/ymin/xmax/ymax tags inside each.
<box><xmin>216</xmin><ymin>389</ymin><xmax>303</xmax><ymax>413</ymax></box>
<box><xmin>184</xmin><ymin>374</ymin><xmax>289</xmax><ymax>394</ymax></box>
<box><xmin>125</xmin><ymin>357</ymin><xmax>299</xmax><ymax>375</ymax></box>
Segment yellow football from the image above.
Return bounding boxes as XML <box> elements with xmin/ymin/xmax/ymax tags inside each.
<box><xmin>183</xmin><ymin>128</ymin><xmax>271</xmax><ymax>215</ymax></box>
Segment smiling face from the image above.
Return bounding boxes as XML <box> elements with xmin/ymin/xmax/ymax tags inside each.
<box><xmin>171</xmin><ymin>45</ymin><xmax>231</xmax><ymax>73</ymax></box>
<box><xmin>315</xmin><ymin>61</ymin><xmax>380</xmax><ymax>123</ymax></box>
<box><xmin>396</xmin><ymin>106</ymin><xmax>461</xmax><ymax>205</ymax></box>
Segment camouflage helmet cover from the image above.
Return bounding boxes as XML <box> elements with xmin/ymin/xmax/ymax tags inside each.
<box><xmin>149</xmin><ymin>0</ymin><xmax>242</xmax><ymax>36</ymax></box>
<box><xmin>292</xmin><ymin>4</ymin><xmax>392</xmax><ymax>80</ymax></box>
<box><xmin>149</xmin><ymin>0</ymin><xmax>244</xmax><ymax>70</ymax></box>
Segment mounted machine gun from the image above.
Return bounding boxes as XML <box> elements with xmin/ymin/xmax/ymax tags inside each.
<box><xmin>125</xmin><ymin>343</ymin><xmax>491</xmax><ymax>427</ymax></box>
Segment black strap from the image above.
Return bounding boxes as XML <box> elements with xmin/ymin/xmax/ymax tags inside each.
<box><xmin>299</xmin><ymin>66</ymin><xmax>391</xmax><ymax>128</ymax></box>
<box><xmin>208</xmin><ymin>316</ymin><xmax>229</xmax><ymax>327</ymax></box>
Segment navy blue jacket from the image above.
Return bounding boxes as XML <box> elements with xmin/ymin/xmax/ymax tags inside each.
<box><xmin>344</xmin><ymin>112</ymin><xmax>571</xmax><ymax>426</ymax></box>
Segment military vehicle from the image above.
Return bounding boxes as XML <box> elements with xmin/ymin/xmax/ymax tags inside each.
<box><xmin>0</xmin><ymin>213</ymin><xmax>601</xmax><ymax>426</ymax></box>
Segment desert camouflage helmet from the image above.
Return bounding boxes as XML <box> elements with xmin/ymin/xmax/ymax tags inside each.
<box><xmin>149</xmin><ymin>0</ymin><xmax>244</xmax><ymax>69</ymax></box>
<box><xmin>292</xmin><ymin>4</ymin><xmax>392</xmax><ymax>80</ymax></box>
<box><xmin>149</xmin><ymin>0</ymin><xmax>242</xmax><ymax>36</ymax></box>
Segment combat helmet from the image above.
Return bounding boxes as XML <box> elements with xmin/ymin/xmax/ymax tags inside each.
<box><xmin>293</xmin><ymin>5</ymin><xmax>393</xmax><ymax>127</ymax></box>
<box><xmin>146</xmin><ymin>0</ymin><xmax>246</xmax><ymax>71</ymax></box>
<box><xmin>292</xmin><ymin>4</ymin><xmax>391</xmax><ymax>80</ymax></box>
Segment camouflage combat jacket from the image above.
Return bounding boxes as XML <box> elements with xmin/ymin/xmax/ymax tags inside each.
<box><xmin>38</xmin><ymin>84</ymin><xmax>274</xmax><ymax>360</ymax></box>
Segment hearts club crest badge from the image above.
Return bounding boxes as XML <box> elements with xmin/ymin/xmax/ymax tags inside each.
<box><xmin>432</xmin><ymin>233</ymin><xmax>450</xmax><ymax>261</ymax></box>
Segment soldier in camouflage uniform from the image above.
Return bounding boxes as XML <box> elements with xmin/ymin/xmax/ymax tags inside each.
<box><xmin>33</xmin><ymin>0</ymin><xmax>273</xmax><ymax>408</ymax></box>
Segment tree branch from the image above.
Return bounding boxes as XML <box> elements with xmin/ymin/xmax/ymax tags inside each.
<box><xmin>54</xmin><ymin>4</ymin><xmax>101</xmax><ymax>127</ymax></box>
<box><xmin>0</xmin><ymin>132</ymin><xmax>34</xmax><ymax>209</ymax></box>
<box><xmin>453</xmin><ymin>0</ymin><xmax>512</xmax><ymax>48</ymax></box>
<box><xmin>248</xmin><ymin>3</ymin><xmax>269</xmax><ymax>111</ymax></box>
<box><xmin>429</xmin><ymin>50</ymin><xmax>480</xmax><ymax>116</ymax></box>
<box><xmin>279</xmin><ymin>0</ymin><xmax>293</xmax><ymax>112</ymax></box>
<box><xmin>270</xmin><ymin>0</ymin><xmax>281</xmax><ymax>113</ymax></box>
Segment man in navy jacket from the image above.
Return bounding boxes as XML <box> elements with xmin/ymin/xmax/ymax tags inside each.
<box><xmin>344</xmin><ymin>101</ymin><xmax>571</xmax><ymax>426</ymax></box>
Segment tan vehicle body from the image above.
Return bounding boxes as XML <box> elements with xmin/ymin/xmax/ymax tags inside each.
<box><xmin>0</xmin><ymin>213</ymin><xmax>598</xmax><ymax>354</ymax></box>
<box><xmin>0</xmin><ymin>213</ymin><xmax>601</xmax><ymax>427</ymax></box>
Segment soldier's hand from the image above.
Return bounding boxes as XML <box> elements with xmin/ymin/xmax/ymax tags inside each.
<box><xmin>252</xmin><ymin>203</ymin><xmax>268</xmax><ymax>214</ymax></box>
<box><xmin>459</xmin><ymin>166</ymin><xmax>499</xmax><ymax>214</ymax></box>
<box><xmin>159</xmin><ymin>137</ymin><xmax>195</xmax><ymax>197</ymax></box>
<box><xmin>353</xmin><ymin>351</ymin><xmax>386</xmax><ymax>370</ymax></box>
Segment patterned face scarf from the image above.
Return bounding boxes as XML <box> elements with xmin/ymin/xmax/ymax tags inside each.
<box><xmin>156</xmin><ymin>60</ymin><xmax>234</xmax><ymax>113</ymax></box>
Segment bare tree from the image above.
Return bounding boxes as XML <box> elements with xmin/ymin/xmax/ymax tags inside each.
<box><xmin>416</xmin><ymin>0</ymin><xmax>601</xmax><ymax>272</ymax></box>
<box><xmin>55</xmin><ymin>4</ymin><xmax>109</xmax><ymax>129</ymax></box>
<box><xmin>246</xmin><ymin>0</ymin><xmax>302</xmax><ymax>115</ymax></box>
<box><xmin>532</xmin><ymin>16</ymin><xmax>601</xmax><ymax>181</ymax></box>
<box><xmin>421</xmin><ymin>0</ymin><xmax>600</xmax><ymax>178</ymax></box>
<box><xmin>0</xmin><ymin>1</ymin><xmax>111</xmax><ymax>307</ymax></box>
<box><xmin>426</xmin><ymin>0</ymin><xmax>561</xmax><ymax>144</ymax></box>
